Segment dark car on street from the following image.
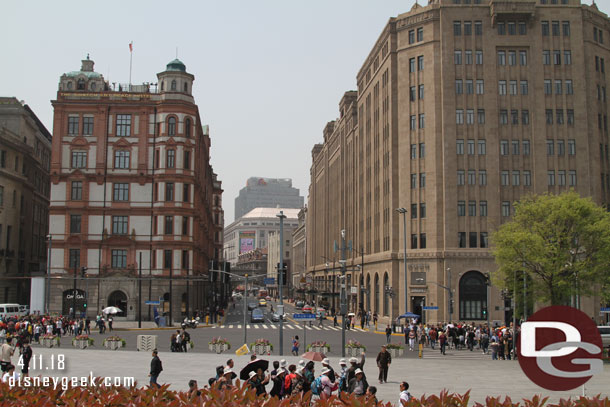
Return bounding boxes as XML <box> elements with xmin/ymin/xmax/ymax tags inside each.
<box><xmin>251</xmin><ymin>308</ymin><xmax>264</xmax><ymax>323</ymax></box>
<box><xmin>248</xmin><ymin>302</ymin><xmax>258</xmax><ymax>311</ymax></box>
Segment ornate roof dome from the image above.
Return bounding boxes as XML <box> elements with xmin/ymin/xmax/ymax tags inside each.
<box><xmin>166</xmin><ymin>59</ymin><xmax>186</xmax><ymax>72</ymax></box>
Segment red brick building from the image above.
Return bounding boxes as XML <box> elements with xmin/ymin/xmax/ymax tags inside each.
<box><xmin>49</xmin><ymin>56</ymin><xmax>223</xmax><ymax>322</ymax></box>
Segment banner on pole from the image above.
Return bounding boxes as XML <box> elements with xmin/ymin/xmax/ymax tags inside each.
<box><xmin>235</xmin><ymin>344</ymin><xmax>250</xmax><ymax>356</ymax></box>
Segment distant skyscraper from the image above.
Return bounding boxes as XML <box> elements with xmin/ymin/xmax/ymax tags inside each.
<box><xmin>234</xmin><ymin>177</ymin><xmax>304</xmax><ymax>219</ymax></box>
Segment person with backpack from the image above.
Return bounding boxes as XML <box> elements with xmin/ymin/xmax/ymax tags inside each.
<box><xmin>303</xmin><ymin>361</ymin><xmax>315</xmax><ymax>393</ymax></box>
<box><xmin>321</xmin><ymin>358</ymin><xmax>335</xmax><ymax>382</ymax></box>
<box><xmin>398</xmin><ymin>381</ymin><xmax>412</xmax><ymax>405</ymax></box>
<box><xmin>312</xmin><ymin>367</ymin><xmax>337</xmax><ymax>400</ymax></box>
<box><xmin>338</xmin><ymin>359</ymin><xmax>348</xmax><ymax>392</ymax></box>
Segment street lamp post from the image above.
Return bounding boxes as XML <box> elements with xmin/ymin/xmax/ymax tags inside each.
<box><xmin>396</xmin><ymin>208</ymin><xmax>408</xmax><ymax>314</ymax></box>
<box><xmin>277</xmin><ymin>210</ymin><xmax>286</xmax><ymax>356</ymax></box>
<box><xmin>340</xmin><ymin>229</ymin><xmax>348</xmax><ymax>358</ymax></box>
<box><xmin>46</xmin><ymin>235</ymin><xmax>52</xmax><ymax>314</ymax></box>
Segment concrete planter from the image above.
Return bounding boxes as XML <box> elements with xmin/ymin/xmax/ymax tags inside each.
<box><xmin>104</xmin><ymin>340</ymin><xmax>124</xmax><ymax>350</ymax></box>
<box><xmin>73</xmin><ymin>340</ymin><xmax>89</xmax><ymax>349</ymax></box>
<box><xmin>253</xmin><ymin>344</ymin><xmax>272</xmax><ymax>355</ymax></box>
<box><xmin>42</xmin><ymin>338</ymin><xmax>59</xmax><ymax>348</ymax></box>
<box><xmin>309</xmin><ymin>346</ymin><xmax>329</xmax><ymax>354</ymax></box>
<box><xmin>345</xmin><ymin>347</ymin><xmax>365</xmax><ymax>357</ymax></box>
<box><xmin>388</xmin><ymin>348</ymin><xmax>404</xmax><ymax>358</ymax></box>
<box><xmin>209</xmin><ymin>343</ymin><xmax>229</xmax><ymax>354</ymax></box>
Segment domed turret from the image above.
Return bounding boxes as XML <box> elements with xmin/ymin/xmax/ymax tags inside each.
<box><xmin>157</xmin><ymin>58</ymin><xmax>194</xmax><ymax>96</ymax></box>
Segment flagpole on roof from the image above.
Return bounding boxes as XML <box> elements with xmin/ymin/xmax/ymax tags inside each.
<box><xmin>128</xmin><ymin>41</ymin><xmax>133</xmax><ymax>90</ymax></box>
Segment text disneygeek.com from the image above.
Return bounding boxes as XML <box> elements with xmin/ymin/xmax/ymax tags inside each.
<box><xmin>7</xmin><ymin>372</ymin><xmax>135</xmax><ymax>390</ymax></box>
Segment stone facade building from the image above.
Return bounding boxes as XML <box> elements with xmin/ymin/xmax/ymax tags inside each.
<box><xmin>234</xmin><ymin>177</ymin><xmax>304</xmax><ymax>220</ymax></box>
<box><xmin>266</xmin><ymin>230</ymin><xmax>292</xmax><ymax>297</ymax></box>
<box><xmin>0</xmin><ymin>98</ymin><xmax>51</xmax><ymax>305</ymax></box>
<box><xmin>49</xmin><ymin>57</ymin><xmax>222</xmax><ymax>322</ymax></box>
<box><xmin>291</xmin><ymin>207</ymin><xmax>307</xmax><ymax>297</ymax></box>
<box><xmin>307</xmin><ymin>0</ymin><xmax>610</xmax><ymax>325</ymax></box>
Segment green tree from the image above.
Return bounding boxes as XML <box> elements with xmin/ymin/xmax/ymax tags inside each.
<box><xmin>491</xmin><ymin>191</ymin><xmax>610</xmax><ymax>306</ymax></box>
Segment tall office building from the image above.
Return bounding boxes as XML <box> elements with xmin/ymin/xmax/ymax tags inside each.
<box><xmin>0</xmin><ymin>98</ymin><xmax>52</xmax><ymax>305</ymax></box>
<box><xmin>307</xmin><ymin>0</ymin><xmax>610</xmax><ymax>325</ymax></box>
<box><xmin>49</xmin><ymin>56</ymin><xmax>222</xmax><ymax>321</ymax></box>
<box><xmin>234</xmin><ymin>177</ymin><xmax>304</xmax><ymax>220</ymax></box>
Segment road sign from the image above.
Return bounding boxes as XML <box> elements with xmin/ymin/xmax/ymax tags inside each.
<box><xmin>264</xmin><ymin>278</ymin><xmax>275</xmax><ymax>285</ymax></box>
<box><xmin>145</xmin><ymin>301</ymin><xmax>161</xmax><ymax>306</ymax></box>
<box><xmin>422</xmin><ymin>306</ymin><xmax>439</xmax><ymax>310</ymax></box>
<box><xmin>293</xmin><ymin>313</ymin><xmax>317</xmax><ymax>320</ymax></box>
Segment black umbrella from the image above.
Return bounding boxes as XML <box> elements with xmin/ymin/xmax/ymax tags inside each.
<box><xmin>239</xmin><ymin>359</ymin><xmax>269</xmax><ymax>380</ymax></box>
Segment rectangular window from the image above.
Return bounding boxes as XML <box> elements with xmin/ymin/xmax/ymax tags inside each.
<box><xmin>512</xmin><ymin>170</ymin><xmax>521</xmax><ymax>186</ymax></box>
<box><xmin>468</xmin><ymin>200</ymin><xmax>476</xmax><ymax>216</ymax></box>
<box><xmin>70</xmin><ymin>214</ymin><xmax>81</xmax><ymax>234</ymax></box>
<box><xmin>183</xmin><ymin>150</ymin><xmax>191</xmax><ymax>170</ymax></box>
<box><xmin>410</xmin><ymin>86</ymin><xmax>416</xmax><ymax>101</ymax></box>
<box><xmin>498</xmin><ymin>80</ymin><xmax>507</xmax><ymax>95</ymax></box>
<box><xmin>480</xmin><ymin>232</ymin><xmax>489</xmax><ymax>248</ymax></box>
<box><xmin>509</xmin><ymin>80</ymin><xmax>518</xmax><ymax>95</ymax></box>
<box><xmin>568</xmin><ymin>139</ymin><xmax>575</xmax><ymax>155</ymax></box>
<box><xmin>501</xmin><ymin>171</ymin><xmax>510</xmax><ymax>186</ymax></box>
<box><xmin>411</xmin><ymin>144</ymin><xmax>417</xmax><ymax>159</ymax></box>
<box><xmin>519</xmin><ymin>51</ymin><xmax>527</xmax><ymax>67</ymax></box>
<box><xmin>166</xmin><ymin>149</ymin><xmax>175</xmax><ymax>168</ymax></box>
<box><xmin>543</xmin><ymin>50</ymin><xmax>551</xmax><ymax>65</ymax></box>
<box><xmin>411</xmin><ymin>234</ymin><xmax>418</xmax><ymax>249</ymax></box>
<box><xmin>465</xmin><ymin>80</ymin><xmax>473</xmax><ymax>94</ymax></box>
<box><xmin>455</xmin><ymin>80</ymin><xmax>463</xmax><ymax>95</ymax></box>
<box><xmin>417</xmin><ymin>27</ymin><xmax>423</xmax><ymax>41</ymax></box>
<box><xmin>164</xmin><ymin>216</ymin><xmax>174</xmax><ymax>235</ymax></box>
<box><xmin>457</xmin><ymin>170</ymin><xmax>465</xmax><ymax>185</ymax></box>
<box><xmin>553</xmin><ymin>50</ymin><xmax>561</xmax><ymax>65</ymax></box>
<box><xmin>565</xmin><ymin>80</ymin><xmax>573</xmax><ymax>95</ymax></box>
<box><xmin>544</xmin><ymin>79</ymin><xmax>552</xmax><ymax>95</ymax></box>
<box><xmin>163</xmin><ymin>250</ymin><xmax>172</xmax><ymax>269</ymax></box>
<box><xmin>478</xmin><ymin>140</ymin><xmax>486</xmax><ymax>155</ymax></box>
<box><xmin>555</xmin><ymin>80</ymin><xmax>562</xmax><ymax>95</ymax></box>
<box><xmin>113</xmin><ymin>183</ymin><xmax>129</xmax><ymax>201</ymax></box>
<box><xmin>419</xmin><ymin>143</ymin><xmax>425</xmax><ymax>158</ymax></box>
<box><xmin>512</xmin><ymin>140</ymin><xmax>520</xmax><ymax>155</ymax></box>
<box><xmin>477</xmin><ymin>109</ymin><xmax>486</xmax><ymax>124</ymax></box>
<box><xmin>479</xmin><ymin>170</ymin><xmax>487</xmax><ymax>186</ymax></box>
<box><xmin>467</xmin><ymin>139</ymin><xmax>475</xmax><ymax>155</ymax></box>
<box><xmin>557</xmin><ymin>140</ymin><xmax>565</xmax><ymax>156</ymax></box>
<box><xmin>420</xmin><ymin>233</ymin><xmax>427</xmax><ymax>249</ymax></box>
<box><xmin>71</xmin><ymin>151</ymin><xmax>87</xmax><ymax>169</ymax></box>
<box><xmin>456</xmin><ymin>140</ymin><xmax>464</xmax><ymax>155</ymax></box>
<box><xmin>475</xmin><ymin>50</ymin><xmax>483</xmax><ymax>65</ymax></box>
<box><xmin>68</xmin><ymin>117</ymin><xmax>79</xmax><ymax>135</ymax></box>
<box><xmin>564</xmin><ymin>50</ymin><xmax>571</xmax><ymax>65</ymax></box>
<box><xmin>498</xmin><ymin>22</ymin><xmax>506</xmax><ymax>35</ymax></box>
<box><xmin>420</xmin><ymin>203</ymin><xmax>426</xmax><ymax>218</ymax></box>
<box><xmin>71</xmin><ymin>181</ymin><xmax>82</xmax><ymax>200</ymax></box>
<box><xmin>111</xmin><ymin>250</ymin><xmax>127</xmax><ymax>269</ymax></box>
<box><xmin>552</xmin><ymin>21</ymin><xmax>560</xmax><ymax>36</ymax></box>
<box><xmin>556</xmin><ymin>109</ymin><xmax>564</xmax><ymax>124</ymax></box>
<box><xmin>411</xmin><ymin>203</ymin><xmax>418</xmax><ymax>219</ymax></box>
<box><xmin>563</xmin><ymin>21</ymin><xmax>570</xmax><ymax>36</ymax></box>
<box><xmin>419</xmin><ymin>114</ymin><xmax>425</xmax><ymax>128</ymax></box>
<box><xmin>469</xmin><ymin>232</ymin><xmax>478</xmax><ymax>248</ymax></box>
<box><xmin>112</xmin><ymin>215</ymin><xmax>128</xmax><ymax>235</ymax></box>
<box><xmin>523</xmin><ymin>140</ymin><xmax>531</xmax><ymax>155</ymax></box>
<box><xmin>519</xmin><ymin>22</ymin><xmax>527</xmax><ymax>35</ymax></box>
<box><xmin>116</xmin><ymin>114</ymin><xmax>132</xmax><ymax>137</ymax></box>
<box><xmin>458</xmin><ymin>232</ymin><xmax>466</xmax><ymax>248</ymax></box>
<box><xmin>499</xmin><ymin>110</ymin><xmax>508</xmax><ymax>124</ymax></box>
<box><xmin>183</xmin><ymin>183</ymin><xmax>190</xmax><ymax>202</ymax></box>
<box><xmin>456</xmin><ymin>109</ymin><xmax>464</xmax><ymax>124</ymax></box>
<box><xmin>548</xmin><ymin>170</ymin><xmax>556</xmax><ymax>186</ymax></box>
<box><xmin>464</xmin><ymin>21</ymin><xmax>472</xmax><ymax>36</ymax></box>
<box><xmin>182</xmin><ymin>250</ymin><xmax>189</xmax><ymax>269</ymax></box>
<box><xmin>547</xmin><ymin>140</ymin><xmax>555</xmax><ymax>155</ymax></box>
<box><xmin>558</xmin><ymin>170</ymin><xmax>566</xmax><ymax>186</ymax></box>
<box><xmin>418</xmin><ymin>56</ymin><xmax>424</xmax><ymax>70</ymax></box>
<box><xmin>82</xmin><ymin>117</ymin><xmax>93</xmax><ymax>135</ymax></box>
<box><xmin>522</xmin><ymin>110</ymin><xmax>530</xmax><ymax>124</ymax></box>
<box><xmin>498</xmin><ymin>51</ymin><xmax>506</xmax><ymax>66</ymax></box>
<box><xmin>480</xmin><ymin>201</ymin><xmax>488</xmax><ymax>216</ymax></box>
<box><xmin>411</xmin><ymin>174</ymin><xmax>417</xmax><ymax>189</ymax></box>
<box><xmin>465</xmin><ymin>50</ymin><xmax>473</xmax><ymax>65</ymax></box>
<box><xmin>546</xmin><ymin>109</ymin><xmax>553</xmax><ymax>124</ymax></box>
<box><xmin>500</xmin><ymin>140</ymin><xmax>509</xmax><ymax>155</ymax></box>
<box><xmin>508</xmin><ymin>22</ymin><xmax>516</xmax><ymax>35</ymax></box>
<box><xmin>182</xmin><ymin>216</ymin><xmax>189</xmax><ymax>235</ymax></box>
<box><xmin>69</xmin><ymin>249</ymin><xmax>80</xmax><ymax>270</ymax></box>
<box><xmin>458</xmin><ymin>201</ymin><xmax>466</xmax><ymax>216</ymax></box>
<box><xmin>475</xmin><ymin>21</ymin><xmax>482</xmax><ymax>35</ymax></box>
<box><xmin>569</xmin><ymin>170</ymin><xmax>577</xmax><ymax>186</ymax></box>
<box><xmin>524</xmin><ymin>170</ymin><xmax>531</xmax><ymax>186</ymax></box>
<box><xmin>419</xmin><ymin>84</ymin><xmax>424</xmax><ymax>99</ymax></box>
<box><xmin>165</xmin><ymin>182</ymin><xmax>174</xmax><ymax>201</ymax></box>
<box><xmin>454</xmin><ymin>51</ymin><xmax>462</xmax><ymax>65</ymax></box>
<box><xmin>511</xmin><ymin>110</ymin><xmax>519</xmax><ymax>124</ymax></box>
<box><xmin>508</xmin><ymin>51</ymin><xmax>517</xmax><ymax>66</ymax></box>
<box><xmin>476</xmin><ymin>79</ymin><xmax>484</xmax><ymax>94</ymax></box>
<box><xmin>114</xmin><ymin>150</ymin><xmax>130</xmax><ymax>169</ymax></box>
<box><xmin>420</xmin><ymin>173</ymin><xmax>426</xmax><ymax>188</ymax></box>
<box><xmin>466</xmin><ymin>109</ymin><xmax>474</xmax><ymax>124</ymax></box>
<box><xmin>410</xmin><ymin>115</ymin><xmax>416</xmax><ymax>130</ymax></box>
<box><xmin>502</xmin><ymin>201</ymin><xmax>511</xmax><ymax>217</ymax></box>
<box><xmin>409</xmin><ymin>58</ymin><xmax>415</xmax><ymax>73</ymax></box>
<box><xmin>567</xmin><ymin>109</ymin><xmax>574</xmax><ymax>125</ymax></box>
<box><xmin>542</xmin><ymin>21</ymin><xmax>549</xmax><ymax>36</ymax></box>
<box><xmin>468</xmin><ymin>170</ymin><xmax>476</xmax><ymax>185</ymax></box>
<box><xmin>409</xmin><ymin>30</ymin><xmax>415</xmax><ymax>44</ymax></box>
<box><xmin>454</xmin><ymin>21</ymin><xmax>462</xmax><ymax>35</ymax></box>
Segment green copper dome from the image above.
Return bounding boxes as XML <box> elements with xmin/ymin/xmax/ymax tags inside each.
<box><xmin>166</xmin><ymin>59</ymin><xmax>186</xmax><ymax>72</ymax></box>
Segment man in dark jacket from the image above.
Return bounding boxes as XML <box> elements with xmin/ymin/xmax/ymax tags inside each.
<box><xmin>376</xmin><ymin>345</ymin><xmax>392</xmax><ymax>384</ymax></box>
<box><xmin>348</xmin><ymin>368</ymin><xmax>368</xmax><ymax>395</ymax></box>
<box><xmin>346</xmin><ymin>353</ymin><xmax>366</xmax><ymax>383</ymax></box>
<box><xmin>149</xmin><ymin>349</ymin><xmax>163</xmax><ymax>388</ymax></box>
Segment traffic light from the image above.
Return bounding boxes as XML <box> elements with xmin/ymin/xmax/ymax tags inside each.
<box><xmin>482</xmin><ymin>308</ymin><xmax>487</xmax><ymax>317</ymax></box>
<box><xmin>83</xmin><ymin>302</ymin><xmax>87</xmax><ymax>309</ymax></box>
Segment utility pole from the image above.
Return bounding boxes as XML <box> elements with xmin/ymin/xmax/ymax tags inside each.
<box><xmin>523</xmin><ymin>271</ymin><xmax>527</xmax><ymax>319</ymax></box>
<box><xmin>340</xmin><ymin>229</ymin><xmax>348</xmax><ymax>358</ymax></box>
<box><xmin>46</xmin><ymin>235</ymin><xmax>52</xmax><ymax>314</ymax></box>
<box><xmin>72</xmin><ymin>266</ymin><xmax>77</xmax><ymax>319</ymax></box>
<box><xmin>138</xmin><ymin>252</ymin><xmax>142</xmax><ymax>328</ymax></box>
<box><xmin>277</xmin><ymin>210</ymin><xmax>286</xmax><ymax>356</ymax></box>
<box><xmin>169</xmin><ymin>261</ymin><xmax>173</xmax><ymax>327</ymax></box>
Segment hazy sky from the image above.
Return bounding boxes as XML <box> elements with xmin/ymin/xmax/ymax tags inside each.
<box><xmin>2</xmin><ymin>0</ymin><xmax>604</xmax><ymax>222</ymax></box>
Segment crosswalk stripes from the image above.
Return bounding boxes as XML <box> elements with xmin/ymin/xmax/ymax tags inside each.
<box><xmin>423</xmin><ymin>351</ymin><xmax>492</xmax><ymax>360</ymax></box>
<box><xmin>228</xmin><ymin>325</ymin><xmax>233</xmax><ymax>329</ymax></box>
<box><xmin>207</xmin><ymin>322</ymin><xmax>374</xmax><ymax>333</ymax></box>
<box><xmin>237</xmin><ymin>325</ymin><xmax>242</xmax><ymax>329</ymax></box>
<box><xmin>270</xmin><ymin>325</ymin><xmax>277</xmax><ymax>329</ymax></box>
<box><xmin>262</xmin><ymin>324</ymin><xmax>268</xmax><ymax>329</ymax></box>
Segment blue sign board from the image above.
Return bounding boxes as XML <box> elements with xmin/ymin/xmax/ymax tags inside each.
<box><xmin>264</xmin><ymin>278</ymin><xmax>276</xmax><ymax>285</ymax></box>
<box><xmin>422</xmin><ymin>306</ymin><xmax>439</xmax><ymax>310</ymax></box>
<box><xmin>145</xmin><ymin>301</ymin><xmax>161</xmax><ymax>306</ymax></box>
<box><xmin>293</xmin><ymin>313</ymin><xmax>317</xmax><ymax>320</ymax></box>
<box><xmin>601</xmin><ymin>307</ymin><xmax>610</xmax><ymax>313</ymax></box>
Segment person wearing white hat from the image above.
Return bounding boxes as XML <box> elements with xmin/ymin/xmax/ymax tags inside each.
<box><xmin>316</xmin><ymin>367</ymin><xmax>338</xmax><ymax>399</ymax></box>
<box><xmin>270</xmin><ymin>367</ymin><xmax>287</xmax><ymax>399</ymax></box>
<box><xmin>218</xmin><ymin>367</ymin><xmax>234</xmax><ymax>390</ymax></box>
<box><xmin>337</xmin><ymin>359</ymin><xmax>349</xmax><ymax>392</ymax></box>
<box><xmin>346</xmin><ymin>353</ymin><xmax>366</xmax><ymax>383</ymax></box>
<box><xmin>321</xmin><ymin>358</ymin><xmax>336</xmax><ymax>382</ymax></box>
<box><xmin>298</xmin><ymin>359</ymin><xmax>305</xmax><ymax>367</ymax></box>
<box><xmin>348</xmin><ymin>368</ymin><xmax>368</xmax><ymax>395</ymax></box>
<box><xmin>291</xmin><ymin>367</ymin><xmax>306</xmax><ymax>395</ymax></box>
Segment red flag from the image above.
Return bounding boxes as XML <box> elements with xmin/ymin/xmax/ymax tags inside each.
<box><xmin>129</xmin><ymin>42</ymin><xmax>133</xmax><ymax>52</ymax></box>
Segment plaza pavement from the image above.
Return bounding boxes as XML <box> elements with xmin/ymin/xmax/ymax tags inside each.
<box><xmin>13</xmin><ymin>347</ymin><xmax>610</xmax><ymax>405</ymax></box>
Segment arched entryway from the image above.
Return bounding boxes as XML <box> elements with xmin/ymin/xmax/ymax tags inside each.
<box><xmin>459</xmin><ymin>271</ymin><xmax>487</xmax><ymax>320</ymax></box>
<box><xmin>107</xmin><ymin>290</ymin><xmax>128</xmax><ymax>317</ymax></box>
<box><xmin>374</xmin><ymin>273</ymin><xmax>380</xmax><ymax>314</ymax></box>
<box><xmin>365</xmin><ymin>274</ymin><xmax>371</xmax><ymax>312</ymax></box>
<box><xmin>383</xmin><ymin>272</ymin><xmax>389</xmax><ymax>316</ymax></box>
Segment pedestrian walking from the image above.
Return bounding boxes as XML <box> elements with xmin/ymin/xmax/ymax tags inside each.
<box><xmin>108</xmin><ymin>316</ymin><xmax>113</xmax><ymax>332</ymax></box>
<box><xmin>398</xmin><ymin>381</ymin><xmax>412</xmax><ymax>405</ymax></box>
<box><xmin>408</xmin><ymin>329</ymin><xmax>416</xmax><ymax>351</ymax></box>
<box><xmin>385</xmin><ymin>326</ymin><xmax>392</xmax><ymax>343</ymax></box>
<box><xmin>19</xmin><ymin>340</ymin><xmax>32</xmax><ymax>377</ymax></box>
<box><xmin>1</xmin><ymin>337</ymin><xmax>14</xmax><ymax>373</ymax></box>
<box><xmin>148</xmin><ymin>349</ymin><xmax>163</xmax><ymax>388</ymax></box>
<box><xmin>439</xmin><ymin>330</ymin><xmax>447</xmax><ymax>355</ymax></box>
<box><xmin>376</xmin><ymin>345</ymin><xmax>391</xmax><ymax>384</ymax></box>
<box><xmin>291</xmin><ymin>335</ymin><xmax>299</xmax><ymax>356</ymax></box>
<box><xmin>318</xmin><ymin>312</ymin><xmax>324</xmax><ymax>327</ymax></box>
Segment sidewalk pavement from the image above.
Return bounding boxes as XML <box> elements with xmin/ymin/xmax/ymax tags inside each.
<box><xmin>22</xmin><ymin>347</ymin><xmax>610</xmax><ymax>405</ymax></box>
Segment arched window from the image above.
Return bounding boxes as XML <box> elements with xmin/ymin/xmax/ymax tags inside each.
<box><xmin>185</xmin><ymin>118</ymin><xmax>191</xmax><ymax>138</ymax></box>
<box><xmin>383</xmin><ymin>272</ymin><xmax>389</xmax><ymax>316</ymax></box>
<box><xmin>168</xmin><ymin>117</ymin><xmax>176</xmax><ymax>136</ymax></box>
<box><xmin>183</xmin><ymin>82</ymin><xmax>188</xmax><ymax>93</ymax></box>
<box><xmin>77</xmin><ymin>79</ymin><xmax>85</xmax><ymax>90</ymax></box>
<box><xmin>171</xmin><ymin>80</ymin><xmax>177</xmax><ymax>91</ymax></box>
<box><xmin>67</xmin><ymin>81</ymin><xmax>73</xmax><ymax>90</ymax></box>
<box><xmin>459</xmin><ymin>271</ymin><xmax>487</xmax><ymax>320</ymax></box>
<box><xmin>366</xmin><ymin>274</ymin><xmax>371</xmax><ymax>311</ymax></box>
<box><xmin>107</xmin><ymin>290</ymin><xmax>127</xmax><ymax>317</ymax></box>
<box><xmin>90</xmin><ymin>82</ymin><xmax>96</xmax><ymax>91</ymax></box>
<box><xmin>161</xmin><ymin>81</ymin><xmax>164</xmax><ymax>91</ymax></box>
<box><xmin>374</xmin><ymin>273</ymin><xmax>380</xmax><ymax>313</ymax></box>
